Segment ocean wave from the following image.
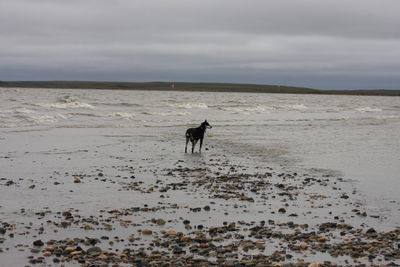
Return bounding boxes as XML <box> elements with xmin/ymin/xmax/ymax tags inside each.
<box><xmin>162</xmin><ymin>98</ymin><xmax>178</xmax><ymax>103</ymax></box>
<box><xmin>68</xmin><ymin>112</ymin><xmax>100</xmax><ymax>117</ymax></box>
<box><xmin>219</xmin><ymin>105</ymin><xmax>273</xmax><ymax>113</ymax></box>
<box><xmin>355</xmin><ymin>107</ymin><xmax>382</xmax><ymax>112</ymax></box>
<box><xmin>34</xmin><ymin>96</ymin><xmax>94</xmax><ymax>109</ymax></box>
<box><xmin>34</xmin><ymin>101</ymin><xmax>94</xmax><ymax>109</ymax></box>
<box><xmin>107</xmin><ymin>112</ymin><xmax>136</xmax><ymax>118</ymax></box>
<box><xmin>93</xmin><ymin>102</ymin><xmax>142</xmax><ymax>107</ymax></box>
<box><xmin>168</xmin><ymin>102</ymin><xmax>208</xmax><ymax>109</ymax></box>
<box><xmin>218</xmin><ymin>103</ymin><xmax>307</xmax><ymax>113</ymax></box>
<box><xmin>0</xmin><ymin>113</ymin><xmax>71</xmax><ymax>127</ymax></box>
<box><xmin>275</xmin><ymin>104</ymin><xmax>308</xmax><ymax>110</ymax></box>
<box><xmin>14</xmin><ymin>108</ymin><xmax>35</xmax><ymax>114</ymax></box>
<box><xmin>372</xmin><ymin>115</ymin><xmax>400</xmax><ymax>120</ymax></box>
<box><xmin>142</xmin><ymin>111</ymin><xmax>190</xmax><ymax>116</ymax></box>
<box><xmin>26</xmin><ymin>114</ymin><xmax>72</xmax><ymax>123</ymax></box>
<box><xmin>0</xmin><ymin>108</ymin><xmax>35</xmax><ymax>116</ymax></box>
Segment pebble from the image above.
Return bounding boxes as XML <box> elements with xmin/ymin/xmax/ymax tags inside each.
<box><xmin>87</xmin><ymin>246</ymin><xmax>102</xmax><ymax>257</ymax></box>
<box><xmin>43</xmin><ymin>251</ymin><xmax>51</xmax><ymax>257</ymax></box>
<box><xmin>141</xmin><ymin>229</ymin><xmax>153</xmax><ymax>235</ymax></box>
<box><xmin>165</xmin><ymin>230</ymin><xmax>178</xmax><ymax>236</ymax></box>
<box><xmin>155</xmin><ymin>219</ymin><xmax>166</xmax><ymax>225</ymax></box>
<box><xmin>2</xmin><ymin>158</ymin><xmax>397</xmax><ymax>267</ymax></box>
<box><xmin>33</xmin><ymin>240</ymin><xmax>44</xmax><ymax>246</ymax></box>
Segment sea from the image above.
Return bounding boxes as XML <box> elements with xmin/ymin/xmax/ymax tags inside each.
<box><xmin>1</xmin><ymin>87</ymin><xmax>399</xmax><ymax>212</ymax></box>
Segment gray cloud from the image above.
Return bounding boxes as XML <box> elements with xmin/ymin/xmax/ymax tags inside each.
<box><xmin>1</xmin><ymin>0</ymin><xmax>400</xmax><ymax>89</ymax></box>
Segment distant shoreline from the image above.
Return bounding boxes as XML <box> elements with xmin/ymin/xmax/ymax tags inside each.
<box><xmin>1</xmin><ymin>81</ymin><xmax>399</xmax><ymax>96</ymax></box>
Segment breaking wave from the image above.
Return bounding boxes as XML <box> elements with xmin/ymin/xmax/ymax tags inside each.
<box><xmin>142</xmin><ymin>111</ymin><xmax>190</xmax><ymax>116</ymax></box>
<box><xmin>168</xmin><ymin>103</ymin><xmax>208</xmax><ymax>109</ymax></box>
<box><xmin>355</xmin><ymin>107</ymin><xmax>382</xmax><ymax>112</ymax></box>
<box><xmin>26</xmin><ymin>114</ymin><xmax>72</xmax><ymax>123</ymax></box>
<box><xmin>34</xmin><ymin>96</ymin><xmax>94</xmax><ymax>109</ymax></box>
<box><xmin>107</xmin><ymin>112</ymin><xmax>136</xmax><ymax>118</ymax></box>
<box><xmin>219</xmin><ymin>104</ymin><xmax>307</xmax><ymax>113</ymax></box>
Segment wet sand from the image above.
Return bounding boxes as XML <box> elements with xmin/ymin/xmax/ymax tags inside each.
<box><xmin>0</xmin><ymin>127</ymin><xmax>399</xmax><ymax>266</ymax></box>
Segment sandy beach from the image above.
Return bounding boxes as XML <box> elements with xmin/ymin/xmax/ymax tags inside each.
<box><xmin>1</xmin><ymin>88</ymin><xmax>399</xmax><ymax>266</ymax></box>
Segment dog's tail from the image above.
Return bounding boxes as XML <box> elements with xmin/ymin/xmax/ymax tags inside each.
<box><xmin>185</xmin><ymin>129</ymin><xmax>191</xmax><ymax>138</ymax></box>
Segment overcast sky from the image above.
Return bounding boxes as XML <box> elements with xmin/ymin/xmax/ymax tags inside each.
<box><xmin>1</xmin><ymin>0</ymin><xmax>399</xmax><ymax>89</ymax></box>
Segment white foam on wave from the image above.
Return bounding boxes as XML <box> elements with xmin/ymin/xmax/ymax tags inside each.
<box><xmin>107</xmin><ymin>112</ymin><xmax>136</xmax><ymax>118</ymax></box>
<box><xmin>1</xmin><ymin>113</ymin><xmax>72</xmax><ymax>127</ymax></box>
<box><xmin>219</xmin><ymin>103</ymin><xmax>307</xmax><ymax>113</ymax></box>
<box><xmin>355</xmin><ymin>107</ymin><xmax>382</xmax><ymax>112</ymax></box>
<box><xmin>35</xmin><ymin>101</ymin><xmax>94</xmax><ymax>109</ymax></box>
<box><xmin>34</xmin><ymin>96</ymin><xmax>94</xmax><ymax>109</ymax></box>
<box><xmin>0</xmin><ymin>108</ymin><xmax>34</xmax><ymax>117</ymax></box>
<box><xmin>169</xmin><ymin>103</ymin><xmax>208</xmax><ymax>109</ymax></box>
<box><xmin>26</xmin><ymin>114</ymin><xmax>72</xmax><ymax>124</ymax></box>
<box><xmin>14</xmin><ymin>108</ymin><xmax>35</xmax><ymax>114</ymax></box>
<box><xmin>220</xmin><ymin>105</ymin><xmax>273</xmax><ymax>113</ymax></box>
<box><xmin>142</xmin><ymin>111</ymin><xmax>190</xmax><ymax>116</ymax></box>
<box><xmin>275</xmin><ymin>104</ymin><xmax>308</xmax><ymax>110</ymax></box>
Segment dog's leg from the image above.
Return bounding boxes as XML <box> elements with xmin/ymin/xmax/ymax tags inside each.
<box><xmin>199</xmin><ymin>138</ymin><xmax>203</xmax><ymax>153</ymax></box>
<box><xmin>192</xmin><ymin>139</ymin><xmax>198</xmax><ymax>153</ymax></box>
<box><xmin>185</xmin><ymin>137</ymin><xmax>189</xmax><ymax>153</ymax></box>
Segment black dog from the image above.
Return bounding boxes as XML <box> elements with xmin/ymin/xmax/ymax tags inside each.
<box><xmin>185</xmin><ymin>120</ymin><xmax>212</xmax><ymax>153</ymax></box>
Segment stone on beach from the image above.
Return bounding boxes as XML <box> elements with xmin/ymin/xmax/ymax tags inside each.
<box><xmin>33</xmin><ymin>240</ymin><xmax>44</xmax><ymax>246</ymax></box>
<box><xmin>87</xmin><ymin>246</ymin><xmax>102</xmax><ymax>257</ymax></box>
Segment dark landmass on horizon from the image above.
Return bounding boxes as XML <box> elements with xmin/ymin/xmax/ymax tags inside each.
<box><xmin>0</xmin><ymin>81</ymin><xmax>399</xmax><ymax>96</ymax></box>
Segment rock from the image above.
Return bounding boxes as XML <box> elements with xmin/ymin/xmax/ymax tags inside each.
<box><xmin>65</xmin><ymin>247</ymin><xmax>76</xmax><ymax>252</ymax></box>
<box><xmin>172</xmin><ymin>246</ymin><xmax>184</xmax><ymax>254</ymax></box>
<box><xmin>300</xmin><ymin>242</ymin><xmax>308</xmax><ymax>249</ymax></box>
<box><xmin>366</xmin><ymin>228</ymin><xmax>377</xmax><ymax>234</ymax></box>
<box><xmin>141</xmin><ymin>229</ymin><xmax>152</xmax><ymax>235</ymax></box>
<box><xmin>62</xmin><ymin>211</ymin><xmax>72</xmax><ymax>217</ymax></box>
<box><xmin>180</xmin><ymin>236</ymin><xmax>190</xmax><ymax>242</ymax></box>
<box><xmin>165</xmin><ymin>230</ymin><xmax>178</xmax><ymax>236</ymax></box>
<box><xmin>87</xmin><ymin>246</ymin><xmax>102</xmax><ymax>257</ymax></box>
<box><xmin>156</xmin><ymin>219</ymin><xmax>166</xmax><ymax>225</ymax></box>
<box><xmin>33</xmin><ymin>240</ymin><xmax>44</xmax><ymax>246</ymax></box>
<box><xmin>73</xmin><ymin>179</ymin><xmax>81</xmax><ymax>183</ymax></box>
<box><xmin>0</xmin><ymin>228</ymin><xmax>5</xmax><ymax>234</ymax></box>
<box><xmin>30</xmin><ymin>248</ymin><xmax>40</xmax><ymax>253</ymax></box>
<box><xmin>60</xmin><ymin>221</ymin><xmax>70</xmax><ymax>227</ymax></box>
<box><xmin>308</xmin><ymin>263</ymin><xmax>321</xmax><ymax>267</ymax></box>
<box><xmin>70</xmin><ymin>251</ymin><xmax>82</xmax><ymax>256</ymax></box>
<box><xmin>43</xmin><ymin>251</ymin><xmax>52</xmax><ymax>257</ymax></box>
<box><xmin>97</xmin><ymin>254</ymin><xmax>108</xmax><ymax>260</ymax></box>
<box><xmin>278</xmin><ymin>208</ymin><xmax>286</xmax><ymax>213</ymax></box>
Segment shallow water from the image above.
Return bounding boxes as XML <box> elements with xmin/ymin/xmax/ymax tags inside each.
<box><xmin>0</xmin><ymin>88</ymin><xmax>399</xmax><ymax>266</ymax></box>
<box><xmin>1</xmin><ymin>88</ymin><xmax>399</xmax><ymax>200</ymax></box>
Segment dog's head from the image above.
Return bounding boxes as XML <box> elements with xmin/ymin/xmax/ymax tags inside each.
<box><xmin>202</xmin><ymin>120</ymin><xmax>212</xmax><ymax>129</ymax></box>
